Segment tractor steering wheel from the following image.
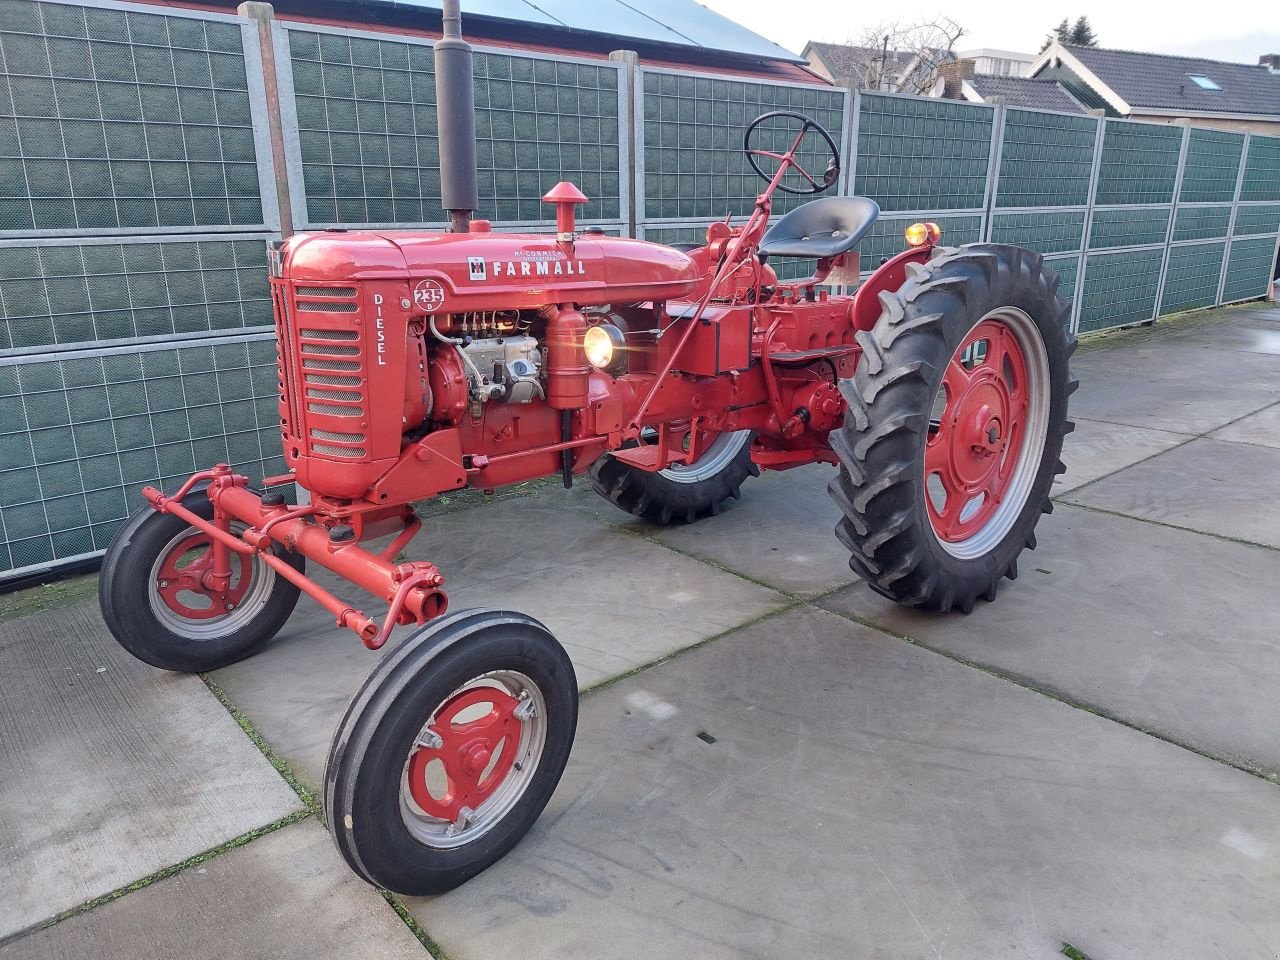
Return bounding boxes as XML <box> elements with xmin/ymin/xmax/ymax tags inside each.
<box><xmin>743</xmin><ymin>111</ymin><xmax>841</xmax><ymax>195</ymax></box>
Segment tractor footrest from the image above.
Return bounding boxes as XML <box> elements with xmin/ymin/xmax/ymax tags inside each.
<box><xmin>611</xmin><ymin>444</ymin><xmax>664</xmax><ymax>471</ymax></box>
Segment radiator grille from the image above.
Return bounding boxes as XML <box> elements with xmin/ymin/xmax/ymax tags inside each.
<box><xmin>297</xmin><ymin>300</ymin><xmax>358</xmax><ymax>312</ymax></box>
<box><xmin>313</xmin><ymin>442</ymin><xmax>367</xmax><ymax>458</ymax></box>
<box><xmin>302</xmin><ymin>357</ymin><xmax>360</xmax><ymax>370</ymax></box>
<box><xmin>270</xmin><ymin>281</ymin><xmax>370</xmax><ymax>462</ymax></box>
<box><xmin>300</xmin><ymin>328</ymin><xmax>359</xmax><ymax>340</ymax></box>
<box><xmin>307</xmin><ymin>401</ymin><xmax>359</xmax><ymax>416</ymax></box>
<box><xmin>311</xmin><ymin>429</ymin><xmax>365</xmax><ymax>442</ymax></box>
<box><xmin>306</xmin><ymin>387</ymin><xmax>361</xmax><ymax>401</ymax></box>
<box><xmin>295</xmin><ymin>286</ymin><xmax>357</xmax><ymax>298</ymax></box>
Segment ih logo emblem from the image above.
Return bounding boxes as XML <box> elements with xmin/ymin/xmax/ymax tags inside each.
<box><xmin>467</xmin><ymin>257</ymin><xmax>486</xmax><ymax>281</ymax></box>
<box><xmin>413</xmin><ymin>278</ymin><xmax>447</xmax><ymax>313</ymax></box>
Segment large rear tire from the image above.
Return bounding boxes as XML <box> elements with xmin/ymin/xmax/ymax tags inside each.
<box><xmin>589</xmin><ymin>429</ymin><xmax>757</xmax><ymax>525</ymax></box>
<box><xmin>99</xmin><ymin>490</ymin><xmax>304</xmax><ymax>672</ymax></box>
<box><xmin>828</xmin><ymin>244</ymin><xmax>1076</xmax><ymax>613</ymax></box>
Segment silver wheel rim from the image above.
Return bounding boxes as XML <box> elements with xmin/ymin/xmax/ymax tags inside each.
<box><xmin>146</xmin><ymin>523</ymin><xmax>277</xmax><ymax>640</ymax></box>
<box><xmin>928</xmin><ymin>306</ymin><xmax>1052</xmax><ymax>561</ymax></box>
<box><xmin>399</xmin><ymin>670</ymin><xmax>548</xmax><ymax>850</ymax></box>
<box><xmin>654</xmin><ymin>429</ymin><xmax>751</xmax><ymax>484</ymax></box>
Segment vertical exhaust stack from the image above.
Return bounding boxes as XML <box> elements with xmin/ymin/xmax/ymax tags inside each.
<box><xmin>435</xmin><ymin>0</ymin><xmax>479</xmax><ymax>232</ymax></box>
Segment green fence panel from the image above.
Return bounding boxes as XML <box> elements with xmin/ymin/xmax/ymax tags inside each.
<box><xmin>856</xmin><ymin>214</ymin><xmax>983</xmax><ymax>264</ymax></box>
<box><xmin>0</xmin><ymin>237</ymin><xmax>271</xmax><ymax>351</ymax></box>
<box><xmin>989</xmin><ymin>210</ymin><xmax>1085</xmax><ymax>255</ymax></box>
<box><xmin>641</xmin><ymin>222</ymin><xmax>814</xmax><ymax>281</ymax></box>
<box><xmin>1093</xmin><ymin>121</ymin><xmax>1182</xmax><ymax>206</ymax></box>
<box><xmin>1160</xmin><ymin>242</ymin><xmax>1226</xmax><ymax>315</ymax></box>
<box><xmin>1232</xmin><ymin>204</ymin><xmax>1280</xmax><ymax>237</ymax></box>
<box><xmin>1178</xmin><ymin>129</ymin><xmax>1245</xmax><ymax>203</ymax></box>
<box><xmin>853</xmin><ymin>94</ymin><xmax>992</xmax><ymax>212</ymax></box>
<box><xmin>1222</xmin><ymin>236</ymin><xmax>1278</xmax><ymax>303</ymax></box>
<box><xmin>1171</xmin><ymin>205</ymin><xmax>1232</xmax><ymax>242</ymax></box>
<box><xmin>1240</xmin><ymin>135</ymin><xmax>1280</xmax><ymax>202</ymax></box>
<box><xmin>0</xmin><ymin>336</ymin><xmax>282</xmax><ymax>573</ymax></box>
<box><xmin>994</xmin><ymin>109</ymin><xmax>1097</xmax><ymax>208</ymax></box>
<box><xmin>640</xmin><ymin>71</ymin><xmax>844</xmax><ymax>221</ymax></box>
<box><xmin>1078</xmin><ymin>247</ymin><xmax>1164</xmax><ymax>331</ymax></box>
<box><xmin>290</xmin><ymin>29</ymin><xmax>622</xmax><ymax>225</ymax></box>
<box><xmin>1087</xmin><ymin>207</ymin><xmax>1172</xmax><ymax>250</ymax></box>
<box><xmin>0</xmin><ymin>0</ymin><xmax>263</xmax><ymax>231</ymax></box>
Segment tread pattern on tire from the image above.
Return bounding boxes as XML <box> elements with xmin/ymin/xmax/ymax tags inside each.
<box><xmin>828</xmin><ymin>243</ymin><xmax>1076</xmax><ymax>613</ymax></box>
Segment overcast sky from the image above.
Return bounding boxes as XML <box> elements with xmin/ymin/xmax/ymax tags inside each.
<box><xmin>698</xmin><ymin>0</ymin><xmax>1280</xmax><ymax>64</ymax></box>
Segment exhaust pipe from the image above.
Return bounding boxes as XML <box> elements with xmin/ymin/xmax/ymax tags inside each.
<box><xmin>435</xmin><ymin>0</ymin><xmax>479</xmax><ymax>232</ymax></box>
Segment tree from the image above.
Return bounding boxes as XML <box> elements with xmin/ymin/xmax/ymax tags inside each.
<box><xmin>1041</xmin><ymin>15</ymin><xmax>1099</xmax><ymax>51</ymax></box>
<box><xmin>1069</xmin><ymin>16</ymin><xmax>1098</xmax><ymax>46</ymax></box>
<box><xmin>835</xmin><ymin>17</ymin><xmax>966</xmax><ymax>94</ymax></box>
<box><xmin>1040</xmin><ymin>18</ymin><xmax>1070</xmax><ymax>52</ymax></box>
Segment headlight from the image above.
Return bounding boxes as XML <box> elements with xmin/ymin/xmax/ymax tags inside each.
<box><xmin>584</xmin><ymin>324</ymin><xmax>624</xmax><ymax>369</ymax></box>
<box><xmin>904</xmin><ymin>222</ymin><xmax>942</xmax><ymax>247</ymax></box>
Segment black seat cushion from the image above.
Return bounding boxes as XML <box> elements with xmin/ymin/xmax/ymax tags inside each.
<box><xmin>758</xmin><ymin>196</ymin><xmax>880</xmax><ymax>259</ymax></box>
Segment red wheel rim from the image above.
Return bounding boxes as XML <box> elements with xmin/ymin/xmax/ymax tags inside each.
<box><xmin>405</xmin><ymin>685</ymin><xmax>523</xmax><ymax>824</ymax></box>
<box><xmin>925</xmin><ymin>317</ymin><xmax>1032</xmax><ymax>544</ymax></box>
<box><xmin>154</xmin><ymin>532</ymin><xmax>253</xmax><ymax>620</ymax></box>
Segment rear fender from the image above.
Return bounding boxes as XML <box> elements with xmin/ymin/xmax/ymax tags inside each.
<box><xmin>850</xmin><ymin>245</ymin><xmax>934</xmax><ymax>331</ymax></box>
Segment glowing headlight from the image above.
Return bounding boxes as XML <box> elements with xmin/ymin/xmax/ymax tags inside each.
<box><xmin>584</xmin><ymin>324</ymin><xmax>624</xmax><ymax>369</ymax></box>
<box><xmin>904</xmin><ymin>222</ymin><xmax>942</xmax><ymax>247</ymax></box>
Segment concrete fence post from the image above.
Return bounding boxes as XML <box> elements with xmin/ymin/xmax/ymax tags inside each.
<box><xmin>239</xmin><ymin>2</ymin><xmax>296</xmax><ymax>238</ymax></box>
<box><xmin>609</xmin><ymin>50</ymin><xmax>640</xmax><ymax>238</ymax></box>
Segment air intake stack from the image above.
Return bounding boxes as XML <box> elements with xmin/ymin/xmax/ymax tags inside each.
<box><xmin>435</xmin><ymin>0</ymin><xmax>479</xmax><ymax>232</ymax></box>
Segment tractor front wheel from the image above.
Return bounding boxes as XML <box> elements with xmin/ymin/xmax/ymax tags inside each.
<box><xmin>829</xmin><ymin>244</ymin><xmax>1076</xmax><ymax>613</ymax></box>
<box><xmin>325</xmin><ymin>609</ymin><xmax>577</xmax><ymax>895</ymax></box>
<box><xmin>99</xmin><ymin>489</ymin><xmax>304</xmax><ymax>672</ymax></box>
<box><xmin>590</xmin><ymin>429</ymin><xmax>757</xmax><ymax>524</ymax></box>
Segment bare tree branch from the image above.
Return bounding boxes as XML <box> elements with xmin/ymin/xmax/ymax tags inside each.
<box><xmin>826</xmin><ymin>16</ymin><xmax>967</xmax><ymax>93</ymax></box>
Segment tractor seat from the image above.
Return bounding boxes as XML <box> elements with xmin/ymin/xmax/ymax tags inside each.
<box><xmin>758</xmin><ymin>196</ymin><xmax>880</xmax><ymax>259</ymax></box>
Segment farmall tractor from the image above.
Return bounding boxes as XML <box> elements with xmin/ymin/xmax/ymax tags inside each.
<box><xmin>99</xmin><ymin>4</ymin><xmax>1074</xmax><ymax>895</ymax></box>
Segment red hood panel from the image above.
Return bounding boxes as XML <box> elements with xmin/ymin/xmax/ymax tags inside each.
<box><xmin>283</xmin><ymin>230</ymin><xmax>700</xmax><ymax>310</ymax></box>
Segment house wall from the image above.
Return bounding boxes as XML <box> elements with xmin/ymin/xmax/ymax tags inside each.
<box><xmin>1129</xmin><ymin>113</ymin><xmax>1280</xmax><ymax>136</ymax></box>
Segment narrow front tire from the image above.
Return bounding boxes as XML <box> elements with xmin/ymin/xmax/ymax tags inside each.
<box><xmin>325</xmin><ymin>609</ymin><xmax>578</xmax><ymax>895</ymax></box>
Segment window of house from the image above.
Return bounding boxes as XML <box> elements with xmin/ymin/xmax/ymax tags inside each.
<box><xmin>1187</xmin><ymin>74</ymin><xmax>1221</xmax><ymax>90</ymax></box>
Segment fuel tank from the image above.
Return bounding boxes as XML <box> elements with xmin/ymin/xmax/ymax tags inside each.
<box><xmin>281</xmin><ymin>227</ymin><xmax>700</xmax><ymax>311</ymax></box>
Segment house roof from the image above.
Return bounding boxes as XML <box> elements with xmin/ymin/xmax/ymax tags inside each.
<box><xmin>804</xmin><ymin>41</ymin><xmax>919</xmax><ymax>79</ymax></box>
<box><xmin>333</xmin><ymin>0</ymin><xmax>806</xmax><ymax>63</ymax></box>
<box><xmin>1048</xmin><ymin>44</ymin><xmax>1280</xmax><ymax>117</ymax></box>
<box><xmin>964</xmin><ymin>75</ymin><xmax>1087</xmax><ymax>114</ymax></box>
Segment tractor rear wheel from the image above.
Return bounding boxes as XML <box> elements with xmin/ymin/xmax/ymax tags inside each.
<box><xmin>828</xmin><ymin>244</ymin><xmax>1076</xmax><ymax>613</ymax></box>
<box><xmin>99</xmin><ymin>490</ymin><xmax>304</xmax><ymax>672</ymax></box>
<box><xmin>325</xmin><ymin>609</ymin><xmax>577</xmax><ymax>895</ymax></box>
<box><xmin>590</xmin><ymin>429</ymin><xmax>756</xmax><ymax>525</ymax></box>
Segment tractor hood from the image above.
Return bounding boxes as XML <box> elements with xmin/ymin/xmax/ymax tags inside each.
<box><xmin>280</xmin><ymin>229</ymin><xmax>701</xmax><ymax>312</ymax></box>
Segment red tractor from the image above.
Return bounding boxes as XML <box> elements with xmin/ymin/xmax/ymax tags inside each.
<box><xmin>99</xmin><ymin>5</ymin><xmax>1074</xmax><ymax>896</ymax></box>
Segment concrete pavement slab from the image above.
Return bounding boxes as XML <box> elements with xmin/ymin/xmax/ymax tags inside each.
<box><xmin>1164</xmin><ymin>322</ymin><xmax>1280</xmax><ymax>356</ymax></box>
<box><xmin>819</xmin><ymin>504</ymin><xmax>1280</xmax><ymax>775</ymax></box>
<box><xmin>1054</xmin><ymin>417</ymin><xmax>1190</xmax><ymax>493</ymax></box>
<box><xmin>0</xmin><ymin>604</ymin><xmax>302</xmax><ymax>939</ymax></box>
<box><xmin>0</xmin><ymin>820</ymin><xmax>425</xmax><ymax>960</ymax></box>
<box><xmin>611</xmin><ymin>464</ymin><xmax>859</xmax><ymax>597</ymax></box>
<box><xmin>1064</xmin><ymin>437</ymin><xmax>1280</xmax><ymax>548</ymax></box>
<box><xmin>1065</xmin><ymin>366</ymin><xmax>1277</xmax><ymax>434</ymax></box>
<box><xmin>1072</xmin><ymin>340</ymin><xmax>1280</xmax><ymax>392</ymax></box>
<box><xmin>407</xmin><ymin>605</ymin><xmax>1280</xmax><ymax>960</ymax></box>
<box><xmin>1209</xmin><ymin>402</ymin><xmax>1280</xmax><ymax>449</ymax></box>
<box><xmin>213</xmin><ymin>494</ymin><xmax>786</xmax><ymax>790</ymax></box>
